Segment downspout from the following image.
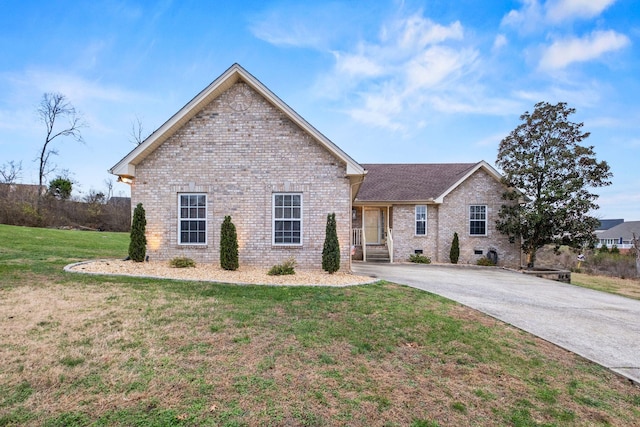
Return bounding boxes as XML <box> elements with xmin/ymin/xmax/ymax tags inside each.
<box><xmin>350</xmin><ymin>175</ymin><xmax>366</xmax><ymax>268</ymax></box>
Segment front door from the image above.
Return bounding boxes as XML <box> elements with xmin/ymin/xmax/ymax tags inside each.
<box><xmin>364</xmin><ymin>208</ymin><xmax>381</xmax><ymax>245</ymax></box>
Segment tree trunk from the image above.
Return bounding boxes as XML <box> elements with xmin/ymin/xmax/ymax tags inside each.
<box><xmin>526</xmin><ymin>250</ymin><xmax>536</xmax><ymax>269</ymax></box>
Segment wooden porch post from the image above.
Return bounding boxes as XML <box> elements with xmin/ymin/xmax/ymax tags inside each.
<box><xmin>362</xmin><ymin>208</ymin><xmax>367</xmax><ymax>262</ymax></box>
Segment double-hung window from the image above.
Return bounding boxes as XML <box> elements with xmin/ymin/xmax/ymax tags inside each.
<box><xmin>273</xmin><ymin>193</ymin><xmax>302</xmax><ymax>245</ymax></box>
<box><xmin>469</xmin><ymin>205</ymin><xmax>487</xmax><ymax>236</ymax></box>
<box><xmin>415</xmin><ymin>205</ymin><xmax>427</xmax><ymax>235</ymax></box>
<box><xmin>179</xmin><ymin>194</ymin><xmax>207</xmax><ymax>244</ymax></box>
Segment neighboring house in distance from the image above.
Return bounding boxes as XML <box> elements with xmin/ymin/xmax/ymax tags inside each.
<box><xmin>109</xmin><ymin>63</ymin><xmax>521</xmax><ymax>270</ymax></box>
<box><xmin>597</xmin><ymin>221</ymin><xmax>640</xmax><ymax>252</ymax></box>
<box><xmin>351</xmin><ymin>162</ymin><xmax>521</xmax><ymax>266</ymax></box>
<box><xmin>0</xmin><ymin>183</ymin><xmax>46</xmax><ymax>202</ymax></box>
<box><xmin>596</xmin><ymin>219</ymin><xmax>624</xmax><ymax>234</ymax></box>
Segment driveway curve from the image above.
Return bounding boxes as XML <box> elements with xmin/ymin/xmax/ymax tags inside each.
<box><xmin>352</xmin><ymin>262</ymin><xmax>640</xmax><ymax>385</ymax></box>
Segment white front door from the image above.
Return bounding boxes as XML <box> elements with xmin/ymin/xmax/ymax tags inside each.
<box><xmin>364</xmin><ymin>208</ymin><xmax>381</xmax><ymax>245</ymax></box>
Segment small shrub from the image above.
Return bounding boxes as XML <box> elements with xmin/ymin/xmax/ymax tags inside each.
<box><xmin>477</xmin><ymin>257</ymin><xmax>496</xmax><ymax>266</ymax></box>
<box><xmin>409</xmin><ymin>253</ymin><xmax>431</xmax><ymax>264</ymax></box>
<box><xmin>599</xmin><ymin>244</ymin><xmax>609</xmax><ymax>253</ymax></box>
<box><xmin>610</xmin><ymin>245</ymin><xmax>620</xmax><ymax>255</ymax></box>
<box><xmin>450</xmin><ymin>232</ymin><xmax>460</xmax><ymax>264</ymax></box>
<box><xmin>220</xmin><ymin>215</ymin><xmax>239</xmax><ymax>271</ymax></box>
<box><xmin>128</xmin><ymin>203</ymin><xmax>147</xmax><ymax>262</ymax></box>
<box><xmin>169</xmin><ymin>257</ymin><xmax>195</xmax><ymax>268</ymax></box>
<box><xmin>322</xmin><ymin>213</ymin><xmax>340</xmax><ymax>273</ymax></box>
<box><xmin>268</xmin><ymin>257</ymin><xmax>296</xmax><ymax>276</ymax></box>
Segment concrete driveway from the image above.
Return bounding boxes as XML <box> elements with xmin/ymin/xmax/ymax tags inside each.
<box><xmin>352</xmin><ymin>262</ymin><xmax>640</xmax><ymax>384</ymax></box>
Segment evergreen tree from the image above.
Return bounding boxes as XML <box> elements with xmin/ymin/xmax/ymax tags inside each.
<box><xmin>450</xmin><ymin>232</ymin><xmax>460</xmax><ymax>264</ymax></box>
<box><xmin>496</xmin><ymin>102</ymin><xmax>611</xmax><ymax>267</ymax></box>
<box><xmin>220</xmin><ymin>215</ymin><xmax>239</xmax><ymax>271</ymax></box>
<box><xmin>128</xmin><ymin>203</ymin><xmax>146</xmax><ymax>262</ymax></box>
<box><xmin>322</xmin><ymin>213</ymin><xmax>340</xmax><ymax>273</ymax></box>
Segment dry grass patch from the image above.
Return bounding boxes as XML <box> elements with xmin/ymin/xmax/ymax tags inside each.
<box><xmin>2</xmin><ymin>279</ymin><xmax>640</xmax><ymax>426</ymax></box>
<box><xmin>1</xmin><ymin>225</ymin><xmax>639</xmax><ymax>425</ymax></box>
<box><xmin>572</xmin><ymin>272</ymin><xmax>640</xmax><ymax>300</ymax></box>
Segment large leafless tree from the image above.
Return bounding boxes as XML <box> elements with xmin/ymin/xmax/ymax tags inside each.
<box><xmin>36</xmin><ymin>92</ymin><xmax>85</xmax><ymax>209</ymax></box>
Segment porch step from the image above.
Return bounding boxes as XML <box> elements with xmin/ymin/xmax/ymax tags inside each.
<box><xmin>365</xmin><ymin>245</ymin><xmax>390</xmax><ymax>263</ymax></box>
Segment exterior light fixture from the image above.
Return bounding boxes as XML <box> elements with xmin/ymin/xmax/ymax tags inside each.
<box><xmin>117</xmin><ymin>176</ymin><xmax>134</xmax><ymax>185</ymax></box>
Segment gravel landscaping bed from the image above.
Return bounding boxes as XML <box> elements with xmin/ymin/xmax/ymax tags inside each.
<box><xmin>66</xmin><ymin>259</ymin><xmax>376</xmax><ymax>286</ymax></box>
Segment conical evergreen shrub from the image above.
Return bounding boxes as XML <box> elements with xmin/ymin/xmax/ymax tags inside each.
<box><xmin>322</xmin><ymin>213</ymin><xmax>340</xmax><ymax>273</ymax></box>
<box><xmin>129</xmin><ymin>203</ymin><xmax>147</xmax><ymax>262</ymax></box>
<box><xmin>220</xmin><ymin>215</ymin><xmax>239</xmax><ymax>271</ymax></box>
<box><xmin>450</xmin><ymin>232</ymin><xmax>460</xmax><ymax>264</ymax></box>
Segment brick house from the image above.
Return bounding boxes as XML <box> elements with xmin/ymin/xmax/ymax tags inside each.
<box><xmin>351</xmin><ymin>162</ymin><xmax>521</xmax><ymax>266</ymax></box>
<box><xmin>110</xmin><ymin>64</ymin><xmax>364</xmax><ymax>270</ymax></box>
<box><xmin>110</xmin><ymin>64</ymin><xmax>521</xmax><ymax>269</ymax></box>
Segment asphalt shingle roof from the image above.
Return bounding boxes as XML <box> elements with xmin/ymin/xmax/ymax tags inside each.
<box><xmin>597</xmin><ymin>221</ymin><xmax>640</xmax><ymax>240</ymax></box>
<box><xmin>355</xmin><ymin>163</ymin><xmax>480</xmax><ymax>202</ymax></box>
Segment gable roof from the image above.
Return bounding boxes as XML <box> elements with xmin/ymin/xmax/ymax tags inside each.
<box><xmin>354</xmin><ymin>161</ymin><xmax>503</xmax><ymax>204</ymax></box>
<box><xmin>597</xmin><ymin>221</ymin><xmax>640</xmax><ymax>241</ymax></box>
<box><xmin>109</xmin><ymin>63</ymin><xmax>365</xmax><ymax>178</ymax></box>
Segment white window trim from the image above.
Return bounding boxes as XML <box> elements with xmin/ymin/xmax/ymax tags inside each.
<box><xmin>178</xmin><ymin>193</ymin><xmax>207</xmax><ymax>245</ymax></box>
<box><xmin>469</xmin><ymin>204</ymin><xmax>487</xmax><ymax>236</ymax></box>
<box><xmin>415</xmin><ymin>205</ymin><xmax>427</xmax><ymax>236</ymax></box>
<box><xmin>272</xmin><ymin>193</ymin><xmax>303</xmax><ymax>246</ymax></box>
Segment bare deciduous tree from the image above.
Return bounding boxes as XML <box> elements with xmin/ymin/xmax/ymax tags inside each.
<box><xmin>129</xmin><ymin>115</ymin><xmax>146</xmax><ymax>146</ymax></box>
<box><xmin>37</xmin><ymin>92</ymin><xmax>85</xmax><ymax>210</ymax></box>
<box><xmin>0</xmin><ymin>160</ymin><xmax>22</xmax><ymax>184</ymax></box>
<box><xmin>103</xmin><ymin>178</ymin><xmax>114</xmax><ymax>201</ymax></box>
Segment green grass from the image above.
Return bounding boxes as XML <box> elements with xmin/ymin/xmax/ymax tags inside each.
<box><xmin>1</xmin><ymin>224</ymin><xmax>639</xmax><ymax>426</ymax></box>
<box><xmin>0</xmin><ymin>224</ymin><xmax>128</xmax><ymax>286</ymax></box>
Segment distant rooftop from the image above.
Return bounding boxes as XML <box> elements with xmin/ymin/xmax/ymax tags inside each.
<box><xmin>597</xmin><ymin>221</ymin><xmax>640</xmax><ymax>240</ymax></box>
<box><xmin>596</xmin><ymin>219</ymin><xmax>624</xmax><ymax>231</ymax></box>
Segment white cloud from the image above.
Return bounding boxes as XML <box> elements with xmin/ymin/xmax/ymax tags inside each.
<box><xmin>321</xmin><ymin>13</ymin><xmax>484</xmax><ymax>130</ymax></box>
<box><xmin>388</xmin><ymin>14</ymin><xmax>463</xmax><ymax>49</ymax></box>
<box><xmin>404</xmin><ymin>46</ymin><xmax>477</xmax><ymax>92</ymax></box>
<box><xmin>5</xmin><ymin>69</ymin><xmax>141</xmax><ymax>105</ymax></box>
<box><xmin>545</xmin><ymin>0</ymin><xmax>617</xmax><ymax>23</ymax></box>
<box><xmin>248</xmin><ymin>3</ymin><xmax>356</xmax><ymax>50</ymax></box>
<box><xmin>333</xmin><ymin>50</ymin><xmax>385</xmax><ymax>78</ymax></box>
<box><xmin>539</xmin><ymin>30</ymin><xmax>630</xmax><ymax>70</ymax></box>
<box><xmin>513</xmin><ymin>84</ymin><xmax>602</xmax><ymax>108</ymax></box>
<box><xmin>501</xmin><ymin>0</ymin><xmax>543</xmax><ymax>32</ymax></box>
<box><xmin>493</xmin><ymin>34</ymin><xmax>508</xmax><ymax>51</ymax></box>
<box><xmin>250</xmin><ymin>16</ymin><xmax>326</xmax><ymax>49</ymax></box>
<box><xmin>501</xmin><ymin>0</ymin><xmax>618</xmax><ymax>31</ymax></box>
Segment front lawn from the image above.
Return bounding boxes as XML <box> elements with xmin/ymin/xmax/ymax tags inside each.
<box><xmin>1</xmin><ymin>224</ymin><xmax>639</xmax><ymax>426</ymax></box>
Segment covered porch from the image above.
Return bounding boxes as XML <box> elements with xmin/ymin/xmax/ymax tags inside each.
<box><xmin>351</xmin><ymin>205</ymin><xmax>394</xmax><ymax>263</ymax></box>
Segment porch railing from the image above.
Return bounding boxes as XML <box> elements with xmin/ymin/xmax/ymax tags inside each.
<box><xmin>352</xmin><ymin>228</ymin><xmax>362</xmax><ymax>247</ymax></box>
<box><xmin>387</xmin><ymin>227</ymin><xmax>393</xmax><ymax>263</ymax></box>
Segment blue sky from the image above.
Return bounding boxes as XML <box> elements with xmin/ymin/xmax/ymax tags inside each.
<box><xmin>1</xmin><ymin>0</ymin><xmax>638</xmax><ymax>219</ymax></box>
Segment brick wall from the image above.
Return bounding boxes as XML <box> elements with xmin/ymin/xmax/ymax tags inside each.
<box><xmin>389</xmin><ymin>169</ymin><xmax>520</xmax><ymax>267</ymax></box>
<box><xmin>131</xmin><ymin>82</ymin><xmax>353</xmax><ymax>270</ymax></box>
